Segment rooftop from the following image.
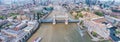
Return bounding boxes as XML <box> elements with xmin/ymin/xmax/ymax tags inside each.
<box><xmin>23</xmin><ymin>26</ymin><xmax>33</xmax><ymax>32</ymax></box>
<box><xmin>92</xmin><ymin>17</ymin><xmax>107</xmax><ymax>23</ymax></box>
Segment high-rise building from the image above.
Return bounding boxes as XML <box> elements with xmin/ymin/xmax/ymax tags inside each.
<box><xmin>32</xmin><ymin>0</ymin><xmax>36</xmax><ymax>5</ymax></box>
<box><xmin>85</xmin><ymin>0</ymin><xmax>91</xmax><ymax>6</ymax></box>
<box><xmin>85</xmin><ymin>0</ymin><xmax>99</xmax><ymax>6</ymax></box>
<box><xmin>0</xmin><ymin>0</ymin><xmax>2</xmax><ymax>4</ymax></box>
<box><xmin>2</xmin><ymin>0</ymin><xmax>12</xmax><ymax>5</ymax></box>
<box><xmin>92</xmin><ymin>0</ymin><xmax>98</xmax><ymax>5</ymax></box>
<box><xmin>111</xmin><ymin>0</ymin><xmax>115</xmax><ymax>5</ymax></box>
<box><xmin>1</xmin><ymin>0</ymin><xmax>33</xmax><ymax>6</ymax></box>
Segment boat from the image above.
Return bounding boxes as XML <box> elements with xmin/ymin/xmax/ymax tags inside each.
<box><xmin>34</xmin><ymin>37</ymin><xmax>42</xmax><ymax>42</ymax></box>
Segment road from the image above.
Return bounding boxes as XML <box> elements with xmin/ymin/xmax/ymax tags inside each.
<box><xmin>27</xmin><ymin>5</ymin><xmax>92</xmax><ymax>42</ymax></box>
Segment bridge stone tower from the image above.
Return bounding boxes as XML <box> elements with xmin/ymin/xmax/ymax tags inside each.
<box><xmin>53</xmin><ymin>13</ymin><xmax>68</xmax><ymax>24</ymax></box>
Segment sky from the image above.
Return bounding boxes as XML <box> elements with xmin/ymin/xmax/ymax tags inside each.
<box><xmin>2</xmin><ymin>0</ymin><xmax>120</xmax><ymax>5</ymax></box>
<box><xmin>101</xmin><ymin>0</ymin><xmax>120</xmax><ymax>2</ymax></box>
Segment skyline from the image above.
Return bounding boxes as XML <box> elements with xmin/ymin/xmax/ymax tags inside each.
<box><xmin>0</xmin><ymin>0</ymin><xmax>120</xmax><ymax>42</ymax></box>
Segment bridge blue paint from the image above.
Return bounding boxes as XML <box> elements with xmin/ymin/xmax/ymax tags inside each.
<box><xmin>40</xmin><ymin>19</ymin><xmax>79</xmax><ymax>23</ymax></box>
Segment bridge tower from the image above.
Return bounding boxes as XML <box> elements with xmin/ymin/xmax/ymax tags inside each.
<box><xmin>53</xmin><ymin>14</ymin><xmax>56</xmax><ymax>24</ymax></box>
<box><xmin>65</xmin><ymin>14</ymin><xmax>68</xmax><ymax>24</ymax></box>
<box><xmin>52</xmin><ymin>13</ymin><xmax>69</xmax><ymax>24</ymax></box>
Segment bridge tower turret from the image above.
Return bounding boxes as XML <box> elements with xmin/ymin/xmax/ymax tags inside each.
<box><xmin>53</xmin><ymin>14</ymin><xmax>56</xmax><ymax>24</ymax></box>
<box><xmin>65</xmin><ymin>14</ymin><xmax>68</xmax><ymax>24</ymax></box>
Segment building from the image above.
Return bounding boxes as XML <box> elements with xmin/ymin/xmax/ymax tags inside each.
<box><xmin>85</xmin><ymin>0</ymin><xmax>91</xmax><ymax>6</ymax></box>
<box><xmin>104</xmin><ymin>15</ymin><xmax>120</xmax><ymax>26</ymax></box>
<box><xmin>1</xmin><ymin>0</ymin><xmax>33</xmax><ymax>6</ymax></box>
<box><xmin>0</xmin><ymin>20</ymin><xmax>9</xmax><ymax>26</ymax></box>
<box><xmin>0</xmin><ymin>33</ymin><xmax>12</xmax><ymax>42</ymax></box>
<box><xmin>1</xmin><ymin>29</ymin><xmax>27</xmax><ymax>42</ymax></box>
<box><xmin>14</xmin><ymin>23</ymin><xmax>27</xmax><ymax>31</ymax></box>
<box><xmin>0</xmin><ymin>0</ymin><xmax>2</xmax><ymax>4</ymax></box>
<box><xmin>83</xmin><ymin>17</ymin><xmax>111</xmax><ymax>40</ymax></box>
<box><xmin>0</xmin><ymin>20</ymin><xmax>39</xmax><ymax>42</ymax></box>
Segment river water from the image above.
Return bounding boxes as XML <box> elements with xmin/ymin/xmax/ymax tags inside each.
<box><xmin>27</xmin><ymin>23</ymin><xmax>92</xmax><ymax>42</ymax></box>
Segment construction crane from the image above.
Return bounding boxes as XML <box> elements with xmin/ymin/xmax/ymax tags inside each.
<box><xmin>111</xmin><ymin>0</ymin><xmax>115</xmax><ymax>5</ymax></box>
<box><xmin>32</xmin><ymin>0</ymin><xmax>36</xmax><ymax>5</ymax></box>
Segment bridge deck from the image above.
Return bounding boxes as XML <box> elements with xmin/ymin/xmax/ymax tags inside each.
<box><xmin>40</xmin><ymin>19</ymin><xmax>79</xmax><ymax>23</ymax></box>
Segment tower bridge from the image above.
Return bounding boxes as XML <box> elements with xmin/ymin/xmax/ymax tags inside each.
<box><xmin>40</xmin><ymin>5</ymin><xmax>79</xmax><ymax>24</ymax></box>
<box><xmin>53</xmin><ymin>12</ymin><xmax>69</xmax><ymax>24</ymax></box>
<box><xmin>40</xmin><ymin>13</ymin><xmax>79</xmax><ymax>24</ymax></box>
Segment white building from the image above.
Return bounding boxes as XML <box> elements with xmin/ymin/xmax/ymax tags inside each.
<box><xmin>0</xmin><ymin>20</ymin><xmax>39</xmax><ymax>42</ymax></box>
<box><xmin>1</xmin><ymin>0</ymin><xmax>33</xmax><ymax>5</ymax></box>
<box><xmin>84</xmin><ymin>20</ymin><xmax>110</xmax><ymax>39</ymax></box>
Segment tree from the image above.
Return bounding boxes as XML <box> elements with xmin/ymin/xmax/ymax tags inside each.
<box><xmin>0</xmin><ymin>16</ymin><xmax>5</xmax><ymax>19</ymax></box>
<box><xmin>81</xmin><ymin>8</ymin><xmax>89</xmax><ymax>11</ymax></box>
<box><xmin>9</xmin><ymin>13</ymin><xmax>18</xmax><ymax>17</ymax></box>
<box><xmin>115</xmin><ymin>29</ymin><xmax>120</xmax><ymax>34</ymax></box>
<box><xmin>92</xmin><ymin>32</ymin><xmax>98</xmax><ymax>37</ymax></box>
<box><xmin>78</xmin><ymin>12</ymin><xmax>83</xmax><ymax>18</ymax></box>
<box><xmin>70</xmin><ymin>11</ymin><xmax>73</xmax><ymax>14</ymax></box>
<box><xmin>80</xmin><ymin>20</ymin><xmax>83</xmax><ymax>25</ymax></box>
<box><xmin>94</xmin><ymin>11</ymin><xmax>104</xmax><ymax>16</ymax></box>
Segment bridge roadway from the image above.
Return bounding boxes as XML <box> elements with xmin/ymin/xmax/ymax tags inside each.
<box><xmin>27</xmin><ymin>5</ymin><xmax>92</xmax><ymax>42</ymax></box>
<box><xmin>41</xmin><ymin>19</ymin><xmax>79</xmax><ymax>23</ymax></box>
